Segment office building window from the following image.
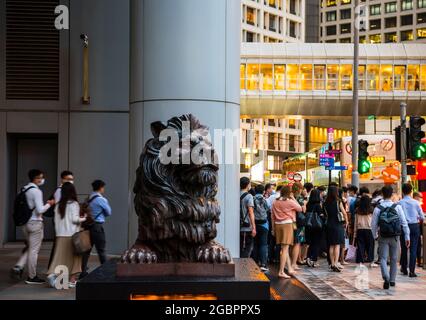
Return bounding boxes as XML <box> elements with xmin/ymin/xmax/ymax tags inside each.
<box><xmin>289</xmin><ymin>21</ymin><xmax>297</xmax><ymax>38</ymax></box>
<box><xmin>385</xmin><ymin>32</ymin><xmax>397</xmax><ymax>42</ymax></box>
<box><xmin>359</xmin><ymin>65</ymin><xmax>366</xmax><ymax>90</ymax></box>
<box><xmin>394</xmin><ymin>65</ymin><xmax>406</xmax><ymax>90</ymax></box>
<box><xmin>385</xmin><ymin>17</ymin><xmax>397</xmax><ymax>28</ymax></box>
<box><xmin>340</xmin><ymin>23</ymin><xmax>351</xmax><ymax>34</ymax></box>
<box><xmin>326</xmin><ymin>25</ymin><xmax>337</xmax><ymax>36</ymax></box>
<box><xmin>327</xmin><ymin>65</ymin><xmax>339</xmax><ymax>91</ymax></box>
<box><xmin>290</xmin><ymin>0</ymin><xmax>297</xmax><ymax>14</ymax></box>
<box><xmin>340</xmin><ymin>9</ymin><xmax>351</xmax><ymax>20</ymax></box>
<box><xmin>314</xmin><ymin>65</ymin><xmax>326</xmax><ymax>90</ymax></box>
<box><xmin>326</xmin><ymin>0</ymin><xmax>337</xmax><ymax>7</ymax></box>
<box><xmin>408</xmin><ymin>65</ymin><xmax>420</xmax><ymax>91</ymax></box>
<box><xmin>340</xmin><ymin>38</ymin><xmax>351</xmax><ymax>43</ymax></box>
<box><xmin>268</xmin><ymin>133</ymin><xmax>275</xmax><ymax>150</ymax></box>
<box><xmin>369</xmin><ymin>34</ymin><xmax>382</xmax><ymax>43</ymax></box>
<box><xmin>286</xmin><ymin>64</ymin><xmax>299</xmax><ymax>90</ymax></box>
<box><xmin>300</xmin><ymin>64</ymin><xmax>313</xmax><ymax>90</ymax></box>
<box><xmin>260</xmin><ymin>64</ymin><xmax>273</xmax><ymax>90</ymax></box>
<box><xmin>360</xmin><ymin>35</ymin><xmax>367</xmax><ymax>43</ymax></box>
<box><xmin>401</xmin><ymin>14</ymin><xmax>413</xmax><ymax>26</ymax></box>
<box><xmin>246</xmin><ymin>31</ymin><xmax>255</xmax><ymax>42</ymax></box>
<box><xmin>288</xmin><ymin>119</ymin><xmax>296</xmax><ymax>129</ymax></box>
<box><xmin>274</xmin><ymin>65</ymin><xmax>285</xmax><ymax>90</ymax></box>
<box><xmin>418</xmin><ymin>12</ymin><xmax>426</xmax><ymax>24</ymax></box>
<box><xmin>401</xmin><ymin>30</ymin><xmax>414</xmax><ymax>40</ymax></box>
<box><xmin>370</xmin><ymin>4</ymin><xmax>381</xmax><ymax>15</ymax></box>
<box><xmin>240</xmin><ymin>64</ymin><xmax>246</xmax><ymax>90</ymax></box>
<box><xmin>247</xmin><ymin>64</ymin><xmax>259</xmax><ymax>90</ymax></box>
<box><xmin>340</xmin><ymin>65</ymin><xmax>352</xmax><ymax>91</ymax></box>
<box><xmin>381</xmin><ymin>65</ymin><xmax>393</xmax><ymax>91</ymax></box>
<box><xmin>367</xmin><ymin>65</ymin><xmax>380</xmax><ymax>91</ymax></box>
<box><xmin>341</xmin><ymin>0</ymin><xmax>351</xmax><ymax>4</ymax></box>
<box><xmin>326</xmin><ymin>11</ymin><xmax>337</xmax><ymax>21</ymax></box>
<box><xmin>246</xmin><ymin>7</ymin><xmax>256</xmax><ymax>25</ymax></box>
<box><xmin>370</xmin><ymin>19</ymin><xmax>381</xmax><ymax>30</ymax></box>
<box><xmin>385</xmin><ymin>1</ymin><xmax>397</xmax><ymax>13</ymax></box>
<box><xmin>401</xmin><ymin>0</ymin><xmax>413</xmax><ymax>10</ymax></box>
<box><xmin>288</xmin><ymin>135</ymin><xmax>296</xmax><ymax>152</ymax></box>
<box><xmin>418</xmin><ymin>28</ymin><xmax>426</xmax><ymax>38</ymax></box>
<box><xmin>421</xmin><ymin>65</ymin><xmax>426</xmax><ymax>90</ymax></box>
<box><xmin>419</xmin><ymin>0</ymin><xmax>426</xmax><ymax>8</ymax></box>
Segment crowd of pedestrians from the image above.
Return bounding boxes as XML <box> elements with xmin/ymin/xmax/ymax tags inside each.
<box><xmin>240</xmin><ymin>177</ymin><xmax>426</xmax><ymax>290</ymax></box>
<box><xmin>10</xmin><ymin>169</ymin><xmax>112</xmax><ymax>288</ymax></box>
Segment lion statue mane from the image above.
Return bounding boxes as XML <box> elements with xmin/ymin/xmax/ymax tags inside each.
<box><xmin>121</xmin><ymin>114</ymin><xmax>232</xmax><ymax>264</ymax></box>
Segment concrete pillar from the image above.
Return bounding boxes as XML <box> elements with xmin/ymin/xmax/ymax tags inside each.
<box><xmin>129</xmin><ymin>0</ymin><xmax>241</xmax><ymax>257</ymax></box>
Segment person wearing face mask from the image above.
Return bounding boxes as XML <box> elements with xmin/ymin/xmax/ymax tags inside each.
<box><xmin>11</xmin><ymin>169</ymin><xmax>55</xmax><ymax>284</ymax></box>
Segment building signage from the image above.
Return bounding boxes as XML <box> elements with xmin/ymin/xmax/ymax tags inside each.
<box><xmin>326</xmin><ymin>166</ymin><xmax>348</xmax><ymax>171</ymax></box>
<box><xmin>327</xmin><ymin>128</ymin><xmax>334</xmax><ymax>144</ymax></box>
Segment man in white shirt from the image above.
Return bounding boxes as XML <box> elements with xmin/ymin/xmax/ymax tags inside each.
<box><xmin>11</xmin><ymin>169</ymin><xmax>55</xmax><ymax>284</ymax></box>
<box><xmin>53</xmin><ymin>170</ymin><xmax>74</xmax><ymax>203</ymax></box>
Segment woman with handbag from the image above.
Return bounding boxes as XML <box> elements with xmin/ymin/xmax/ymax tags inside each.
<box><xmin>354</xmin><ymin>194</ymin><xmax>376</xmax><ymax>267</ymax></box>
<box><xmin>305</xmin><ymin>189</ymin><xmax>324</xmax><ymax>268</ymax></box>
<box><xmin>46</xmin><ymin>182</ymin><xmax>86</xmax><ymax>288</ymax></box>
<box><xmin>324</xmin><ymin>186</ymin><xmax>348</xmax><ymax>272</ymax></box>
<box><xmin>291</xmin><ymin>182</ymin><xmax>306</xmax><ymax>271</ymax></box>
<box><xmin>271</xmin><ymin>185</ymin><xmax>303</xmax><ymax>279</ymax></box>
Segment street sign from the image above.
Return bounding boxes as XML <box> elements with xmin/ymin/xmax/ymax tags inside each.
<box><xmin>293</xmin><ymin>173</ymin><xmax>303</xmax><ymax>182</ymax></box>
<box><xmin>326</xmin><ymin>166</ymin><xmax>348</xmax><ymax>171</ymax></box>
<box><xmin>287</xmin><ymin>172</ymin><xmax>295</xmax><ymax>181</ymax></box>
<box><xmin>325</xmin><ymin>149</ymin><xmax>342</xmax><ymax>155</ymax></box>
<box><xmin>319</xmin><ymin>157</ymin><xmax>334</xmax><ymax>167</ymax></box>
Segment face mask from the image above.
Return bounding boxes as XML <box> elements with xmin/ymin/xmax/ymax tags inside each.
<box><xmin>37</xmin><ymin>179</ymin><xmax>45</xmax><ymax>187</ymax></box>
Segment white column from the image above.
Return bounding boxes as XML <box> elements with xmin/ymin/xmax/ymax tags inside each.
<box><xmin>129</xmin><ymin>0</ymin><xmax>241</xmax><ymax>257</ymax></box>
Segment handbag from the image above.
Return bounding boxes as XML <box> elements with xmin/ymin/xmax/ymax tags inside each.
<box><xmin>306</xmin><ymin>210</ymin><xmax>323</xmax><ymax>230</ymax></box>
<box><xmin>337</xmin><ymin>202</ymin><xmax>345</xmax><ymax>223</ymax></box>
<box><xmin>72</xmin><ymin>230</ymin><xmax>92</xmax><ymax>255</ymax></box>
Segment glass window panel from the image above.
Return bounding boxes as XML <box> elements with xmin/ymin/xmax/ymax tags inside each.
<box><xmin>300</xmin><ymin>64</ymin><xmax>313</xmax><ymax>90</ymax></box>
<box><xmin>286</xmin><ymin>64</ymin><xmax>299</xmax><ymax>90</ymax></box>
<box><xmin>408</xmin><ymin>65</ymin><xmax>420</xmax><ymax>91</ymax></box>
<box><xmin>340</xmin><ymin>64</ymin><xmax>353</xmax><ymax>90</ymax></box>
<box><xmin>359</xmin><ymin>65</ymin><xmax>366</xmax><ymax>90</ymax></box>
<box><xmin>314</xmin><ymin>65</ymin><xmax>326</xmax><ymax>90</ymax></box>
<box><xmin>367</xmin><ymin>65</ymin><xmax>380</xmax><ymax>91</ymax></box>
<box><xmin>394</xmin><ymin>65</ymin><xmax>406</xmax><ymax>90</ymax></box>
<box><xmin>417</xmin><ymin>28</ymin><xmax>426</xmax><ymax>39</ymax></box>
<box><xmin>380</xmin><ymin>65</ymin><xmax>393</xmax><ymax>91</ymax></box>
<box><xmin>327</xmin><ymin>65</ymin><xmax>339</xmax><ymax>91</ymax></box>
<box><xmin>246</xmin><ymin>64</ymin><xmax>260</xmax><ymax>90</ymax></box>
<box><xmin>260</xmin><ymin>64</ymin><xmax>273</xmax><ymax>90</ymax></box>
<box><xmin>240</xmin><ymin>64</ymin><xmax>246</xmax><ymax>90</ymax></box>
<box><xmin>369</xmin><ymin>34</ymin><xmax>382</xmax><ymax>43</ymax></box>
<box><xmin>421</xmin><ymin>65</ymin><xmax>426</xmax><ymax>91</ymax></box>
<box><xmin>274</xmin><ymin>65</ymin><xmax>285</xmax><ymax>90</ymax></box>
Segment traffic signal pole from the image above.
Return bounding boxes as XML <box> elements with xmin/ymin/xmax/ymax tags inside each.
<box><xmin>351</xmin><ymin>0</ymin><xmax>360</xmax><ymax>188</ymax></box>
<box><xmin>400</xmin><ymin>102</ymin><xmax>408</xmax><ymax>184</ymax></box>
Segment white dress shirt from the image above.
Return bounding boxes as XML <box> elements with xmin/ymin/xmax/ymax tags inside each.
<box><xmin>23</xmin><ymin>183</ymin><xmax>51</xmax><ymax>221</ymax></box>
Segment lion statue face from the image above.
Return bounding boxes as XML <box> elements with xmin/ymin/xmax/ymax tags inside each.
<box><xmin>133</xmin><ymin>114</ymin><xmax>222</xmax><ymax>262</ymax></box>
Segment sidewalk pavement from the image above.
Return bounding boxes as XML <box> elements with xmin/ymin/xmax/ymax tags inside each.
<box><xmin>294</xmin><ymin>259</ymin><xmax>426</xmax><ymax>300</ymax></box>
<box><xmin>0</xmin><ymin>246</ymin><xmax>102</xmax><ymax>300</ymax></box>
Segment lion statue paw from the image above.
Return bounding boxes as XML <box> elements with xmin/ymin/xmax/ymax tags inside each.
<box><xmin>197</xmin><ymin>241</ymin><xmax>232</xmax><ymax>264</ymax></box>
<box><xmin>121</xmin><ymin>245</ymin><xmax>158</xmax><ymax>264</ymax></box>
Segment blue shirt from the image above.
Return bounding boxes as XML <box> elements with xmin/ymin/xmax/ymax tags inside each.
<box><xmin>89</xmin><ymin>192</ymin><xmax>112</xmax><ymax>224</ymax></box>
<box><xmin>399</xmin><ymin>196</ymin><xmax>425</xmax><ymax>224</ymax></box>
<box><xmin>371</xmin><ymin>200</ymin><xmax>410</xmax><ymax>241</ymax></box>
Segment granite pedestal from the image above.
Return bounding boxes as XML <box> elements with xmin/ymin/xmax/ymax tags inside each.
<box><xmin>76</xmin><ymin>258</ymin><xmax>270</xmax><ymax>300</ymax></box>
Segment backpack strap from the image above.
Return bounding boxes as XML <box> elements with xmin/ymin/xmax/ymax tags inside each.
<box><xmin>87</xmin><ymin>195</ymin><xmax>102</xmax><ymax>221</ymax></box>
<box><xmin>22</xmin><ymin>186</ymin><xmax>35</xmax><ymax>194</ymax></box>
<box><xmin>240</xmin><ymin>192</ymin><xmax>250</xmax><ymax>223</ymax></box>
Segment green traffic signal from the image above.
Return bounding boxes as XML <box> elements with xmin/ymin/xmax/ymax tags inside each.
<box><xmin>358</xmin><ymin>139</ymin><xmax>371</xmax><ymax>174</ymax></box>
<box><xmin>409</xmin><ymin>116</ymin><xmax>426</xmax><ymax>160</ymax></box>
<box><xmin>414</xmin><ymin>143</ymin><xmax>426</xmax><ymax>160</ymax></box>
<box><xmin>358</xmin><ymin>159</ymin><xmax>372</xmax><ymax>174</ymax></box>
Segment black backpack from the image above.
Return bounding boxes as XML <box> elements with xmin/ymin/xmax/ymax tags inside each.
<box><xmin>240</xmin><ymin>192</ymin><xmax>251</xmax><ymax>228</ymax></box>
<box><xmin>377</xmin><ymin>204</ymin><xmax>401</xmax><ymax>238</ymax></box>
<box><xmin>13</xmin><ymin>186</ymin><xmax>35</xmax><ymax>226</ymax></box>
<box><xmin>253</xmin><ymin>195</ymin><xmax>268</xmax><ymax>224</ymax></box>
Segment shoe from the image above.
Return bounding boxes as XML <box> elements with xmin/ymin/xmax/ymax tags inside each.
<box><xmin>400</xmin><ymin>268</ymin><xmax>408</xmax><ymax>276</ymax></box>
<box><xmin>306</xmin><ymin>258</ymin><xmax>314</xmax><ymax>267</ymax></box>
<box><xmin>336</xmin><ymin>263</ymin><xmax>344</xmax><ymax>270</ymax></box>
<box><xmin>370</xmin><ymin>262</ymin><xmax>379</xmax><ymax>268</ymax></box>
<box><xmin>390</xmin><ymin>282</ymin><xmax>396</xmax><ymax>287</ymax></box>
<box><xmin>383</xmin><ymin>281</ymin><xmax>390</xmax><ymax>290</ymax></box>
<box><xmin>260</xmin><ymin>266</ymin><xmax>269</xmax><ymax>272</ymax></box>
<box><xmin>47</xmin><ymin>274</ymin><xmax>57</xmax><ymax>288</ymax></box>
<box><xmin>312</xmin><ymin>262</ymin><xmax>320</xmax><ymax>268</ymax></box>
<box><xmin>10</xmin><ymin>266</ymin><xmax>23</xmax><ymax>280</ymax></box>
<box><xmin>409</xmin><ymin>272</ymin><xmax>418</xmax><ymax>278</ymax></box>
<box><xmin>69</xmin><ymin>282</ymin><xmax>77</xmax><ymax>288</ymax></box>
<box><xmin>331</xmin><ymin>265</ymin><xmax>341</xmax><ymax>273</ymax></box>
<box><xmin>25</xmin><ymin>276</ymin><xmax>46</xmax><ymax>285</ymax></box>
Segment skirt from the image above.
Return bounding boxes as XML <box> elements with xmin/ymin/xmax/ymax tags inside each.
<box><xmin>47</xmin><ymin>237</ymin><xmax>82</xmax><ymax>275</ymax></box>
<box><xmin>275</xmin><ymin>223</ymin><xmax>294</xmax><ymax>245</ymax></box>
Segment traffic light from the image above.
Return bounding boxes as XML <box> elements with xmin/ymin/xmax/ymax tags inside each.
<box><xmin>358</xmin><ymin>139</ymin><xmax>371</xmax><ymax>174</ymax></box>
<box><xmin>409</xmin><ymin>116</ymin><xmax>426</xmax><ymax>160</ymax></box>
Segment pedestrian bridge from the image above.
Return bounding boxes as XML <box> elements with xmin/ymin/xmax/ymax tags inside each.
<box><xmin>240</xmin><ymin>43</ymin><xmax>426</xmax><ymax>118</ymax></box>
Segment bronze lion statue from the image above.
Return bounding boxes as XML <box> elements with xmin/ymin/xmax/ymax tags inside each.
<box><xmin>121</xmin><ymin>114</ymin><xmax>231</xmax><ymax>264</ymax></box>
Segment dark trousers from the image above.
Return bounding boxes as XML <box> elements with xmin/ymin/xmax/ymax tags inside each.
<box><xmin>307</xmin><ymin>228</ymin><xmax>323</xmax><ymax>261</ymax></box>
<box><xmin>356</xmin><ymin>229</ymin><xmax>375</xmax><ymax>263</ymax></box>
<box><xmin>81</xmin><ymin>223</ymin><xmax>107</xmax><ymax>274</ymax></box>
<box><xmin>400</xmin><ymin>223</ymin><xmax>421</xmax><ymax>274</ymax></box>
<box><xmin>417</xmin><ymin>224</ymin><xmax>422</xmax><ymax>264</ymax></box>
<box><xmin>240</xmin><ymin>231</ymin><xmax>254</xmax><ymax>258</ymax></box>
<box><xmin>252</xmin><ymin>225</ymin><xmax>268</xmax><ymax>266</ymax></box>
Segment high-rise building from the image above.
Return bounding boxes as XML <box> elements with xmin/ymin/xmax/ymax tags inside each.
<box><xmin>241</xmin><ymin>0</ymin><xmax>306</xmax><ymax>43</ymax></box>
<box><xmin>320</xmin><ymin>0</ymin><xmax>426</xmax><ymax>43</ymax></box>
